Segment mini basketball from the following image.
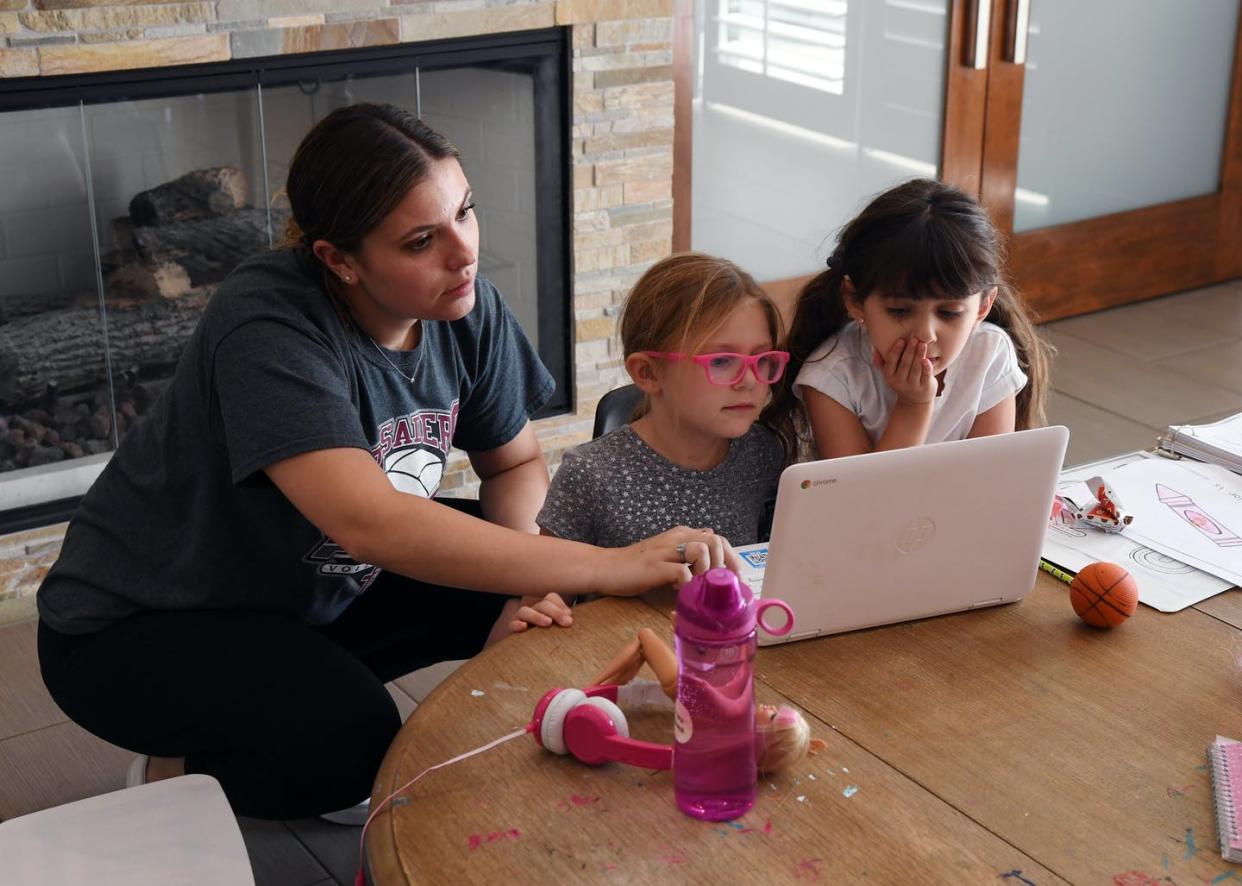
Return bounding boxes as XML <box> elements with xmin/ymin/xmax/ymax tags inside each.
<box><xmin>1069</xmin><ymin>561</ymin><xmax>1139</xmax><ymax>628</ymax></box>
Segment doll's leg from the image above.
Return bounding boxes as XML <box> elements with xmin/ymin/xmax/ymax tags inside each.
<box><xmin>590</xmin><ymin>629</ymin><xmax>678</xmax><ymax>697</ymax></box>
<box><xmin>589</xmin><ymin>635</ymin><xmax>644</xmax><ymax>688</ymax></box>
<box><xmin>636</xmin><ymin>628</ymin><xmax>677</xmax><ymax>698</ymax></box>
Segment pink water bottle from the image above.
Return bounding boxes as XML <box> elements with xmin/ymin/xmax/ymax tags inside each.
<box><xmin>673</xmin><ymin>567</ymin><xmax>793</xmax><ymax>821</ymax></box>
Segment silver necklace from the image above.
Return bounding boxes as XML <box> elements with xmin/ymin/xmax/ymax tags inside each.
<box><xmin>366</xmin><ymin>326</ymin><xmax>425</xmax><ymax>384</ymax></box>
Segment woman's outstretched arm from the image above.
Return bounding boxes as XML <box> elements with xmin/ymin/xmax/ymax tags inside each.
<box><xmin>265</xmin><ymin>446</ymin><xmax>726</xmax><ymax>598</ymax></box>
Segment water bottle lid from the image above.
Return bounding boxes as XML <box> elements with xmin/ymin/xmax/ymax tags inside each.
<box><xmin>675</xmin><ymin>567</ymin><xmax>755</xmax><ymax>643</ymax></box>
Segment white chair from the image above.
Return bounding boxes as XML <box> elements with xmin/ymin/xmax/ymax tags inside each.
<box><xmin>0</xmin><ymin>774</ymin><xmax>253</xmax><ymax>885</ymax></box>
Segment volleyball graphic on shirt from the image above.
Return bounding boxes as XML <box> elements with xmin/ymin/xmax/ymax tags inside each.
<box><xmin>384</xmin><ymin>446</ymin><xmax>444</xmax><ymax>499</ymax></box>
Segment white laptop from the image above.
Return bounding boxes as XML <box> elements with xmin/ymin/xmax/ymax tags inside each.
<box><xmin>737</xmin><ymin>426</ymin><xmax>1069</xmax><ymax>645</ymax></box>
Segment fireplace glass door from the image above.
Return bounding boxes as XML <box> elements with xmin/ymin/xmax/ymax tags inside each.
<box><xmin>0</xmin><ymin>33</ymin><xmax>569</xmax><ymax>525</ymax></box>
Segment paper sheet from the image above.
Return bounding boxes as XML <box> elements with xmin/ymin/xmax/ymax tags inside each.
<box><xmin>1103</xmin><ymin>457</ymin><xmax>1242</xmax><ymax>588</ymax></box>
<box><xmin>1043</xmin><ymin>452</ymin><xmax>1233</xmax><ymax>612</ymax></box>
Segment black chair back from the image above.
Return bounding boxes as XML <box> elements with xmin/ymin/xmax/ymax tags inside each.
<box><xmin>591</xmin><ymin>384</ymin><xmax>643</xmax><ymax>439</ymax></box>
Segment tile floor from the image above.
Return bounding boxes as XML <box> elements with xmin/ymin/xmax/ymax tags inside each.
<box><xmin>0</xmin><ymin>280</ymin><xmax>1240</xmax><ymax>884</ymax></box>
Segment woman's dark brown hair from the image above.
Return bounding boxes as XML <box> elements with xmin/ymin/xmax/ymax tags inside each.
<box><xmin>773</xmin><ymin>178</ymin><xmax>1051</xmax><ymax>439</ymax></box>
<box><xmin>279</xmin><ymin>102</ymin><xmax>460</xmax><ymax>255</ymax></box>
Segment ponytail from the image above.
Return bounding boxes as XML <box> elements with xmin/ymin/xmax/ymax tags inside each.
<box><xmin>277</xmin><ymin>215</ymin><xmax>304</xmax><ymax>251</ymax></box>
<box><xmin>767</xmin><ymin>255</ymin><xmax>853</xmax><ymax>454</ymax></box>
<box><xmin>985</xmin><ymin>284</ymin><xmax>1052</xmax><ymax>430</ymax></box>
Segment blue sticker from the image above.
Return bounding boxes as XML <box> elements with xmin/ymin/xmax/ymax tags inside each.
<box><xmin>740</xmin><ymin>547</ymin><xmax>768</xmax><ymax>569</ymax></box>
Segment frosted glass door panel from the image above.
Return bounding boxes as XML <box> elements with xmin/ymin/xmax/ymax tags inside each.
<box><xmin>692</xmin><ymin>0</ymin><xmax>950</xmax><ymax>282</ymax></box>
<box><xmin>1013</xmin><ymin>0</ymin><xmax>1240</xmax><ymax>233</ymax></box>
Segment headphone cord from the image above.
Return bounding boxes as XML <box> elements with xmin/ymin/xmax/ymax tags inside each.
<box><xmin>354</xmin><ymin>726</ymin><xmax>530</xmax><ymax>886</ymax></box>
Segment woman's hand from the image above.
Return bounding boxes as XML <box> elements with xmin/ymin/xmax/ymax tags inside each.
<box><xmin>874</xmin><ymin>335</ymin><xmax>936</xmax><ymax>406</ymax></box>
<box><xmin>594</xmin><ymin>526</ymin><xmax>742</xmax><ymax>597</ymax></box>
<box><xmin>484</xmin><ymin>592</ymin><xmax>573</xmax><ymax>647</ymax></box>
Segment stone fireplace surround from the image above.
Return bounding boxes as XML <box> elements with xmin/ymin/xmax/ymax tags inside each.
<box><xmin>0</xmin><ymin>0</ymin><xmax>675</xmax><ymax>611</ymax></box>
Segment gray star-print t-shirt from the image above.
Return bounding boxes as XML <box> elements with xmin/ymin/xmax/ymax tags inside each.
<box><xmin>537</xmin><ymin>424</ymin><xmax>783</xmax><ymax>548</ymax></box>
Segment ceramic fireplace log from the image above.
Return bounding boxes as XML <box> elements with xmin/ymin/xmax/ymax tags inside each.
<box><xmin>0</xmin><ymin>295</ymin><xmax>208</xmax><ymax>407</ymax></box>
<box><xmin>128</xmin><ymin>166</ymin><xmax>248</xmax><ymax>228</ymax></box>
<box><xmin>131</xmin><ymin>208</ymin><xmax>274</xmax><ymax>287</ymax></box>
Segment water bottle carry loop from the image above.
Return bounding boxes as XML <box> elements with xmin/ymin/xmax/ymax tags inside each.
<box><xmin>756</xmin><ymin>599</ymin><xmax>795</xmax><ymax>637</ymax></box>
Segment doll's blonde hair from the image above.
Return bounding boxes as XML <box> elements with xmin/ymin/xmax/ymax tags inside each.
<box><xmin>756</xmin><ymin>705</ymin><xmax>812</xmax><ymax>774</ymax></box>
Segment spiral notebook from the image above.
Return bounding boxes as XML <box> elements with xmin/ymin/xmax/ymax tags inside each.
<box><xmin>1208</xmin><ymin>735</ymin><xmax>1242</xmax><ymax>862</ymax></box>
<box><xmin>1159</xmin><ymin>412</ymin><xmax>1242</xmax><ymax>475</ymax></box>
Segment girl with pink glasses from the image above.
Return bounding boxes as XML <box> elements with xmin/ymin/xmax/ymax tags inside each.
<box><xmin>537</xmin><ymin>252</ymin><xmax>797</xmax><ymax>552</ymax></box>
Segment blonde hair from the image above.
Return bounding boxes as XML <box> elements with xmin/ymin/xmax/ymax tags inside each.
<box><xmin>618</xmin><ymin>252</ymin><xmax>797</xmax><ymax>462</ymax></box>
<box><xmin>755</xmin><ymin>705</ymin><xmax>813</xmax><ymax>774</ymax></box>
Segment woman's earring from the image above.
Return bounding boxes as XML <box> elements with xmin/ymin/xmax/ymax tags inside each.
<box><xmin>342</xmin><ymin>274</ymin><xmax>352</xmax><ymax>283</ymax></box>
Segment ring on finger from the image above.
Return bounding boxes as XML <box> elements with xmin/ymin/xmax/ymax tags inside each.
<box><xmin>676</xmin><ymin>542</ymin><xmax>687</xmax><ymax>563</ymax></box>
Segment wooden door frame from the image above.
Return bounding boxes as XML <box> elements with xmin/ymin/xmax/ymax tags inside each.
<box><xmin>941</xmin><ymin>0</ymin><xmax>992</xmax><ymax>193</ymax></box>
<box><xmin>672</xmin><ymin>0</ymin><xmax>693</xmax><ymax>253</ymax></box>
<box><xmin>981</xmin><ymin>0</ymin><xmax>1242</xmax><ymax>321</ymax></box>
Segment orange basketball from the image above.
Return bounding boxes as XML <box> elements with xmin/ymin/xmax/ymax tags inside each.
<box><xmin>1069</xmin><ymin>561</ymin><xmax>1139</xmax><ymax>628</ymax></box>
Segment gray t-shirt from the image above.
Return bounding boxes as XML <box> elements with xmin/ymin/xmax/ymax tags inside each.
<box><xmin>38</xmin><ymin>249</ymin><xmax>553</xmax><ymax>635</ymax></box>
<box><xmin>537</xmin><ymin>425</ymin><xmax>783</xmax><ymax>548</ymax></box>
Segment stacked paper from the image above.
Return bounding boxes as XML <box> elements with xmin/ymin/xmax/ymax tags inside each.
<box><xmin>1160</xmin><ymin>412</ymin><xmax>1242</xmax><ymax>475</ymax></box>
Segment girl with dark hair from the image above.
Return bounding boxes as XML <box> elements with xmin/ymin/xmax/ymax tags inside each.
<box><xmin>778</xmin><ymin>178</ymin><xmax>1050</xmax><ymax>459</ymax></box>
<box><xmin>35</xmin><ymin>103</ymin><xmax>731</xmax><ymax>823</ymax></box>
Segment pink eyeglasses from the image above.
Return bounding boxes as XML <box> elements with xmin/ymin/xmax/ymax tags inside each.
<box><xmin>641</xmin><ymin>350</ymin><xmax>790</xmax><ymax>386</ymax></box>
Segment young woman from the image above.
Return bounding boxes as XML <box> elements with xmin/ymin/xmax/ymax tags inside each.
<box><xmin>36</xmin><ymin>104</ymin><xmax>729</xmax><ymax>822</ymax></box>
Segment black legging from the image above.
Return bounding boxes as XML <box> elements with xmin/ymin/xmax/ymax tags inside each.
<box><xmin>37</xmin><ymin>505</ymin><xmax>507</xmax><ymax>820</ymax></box>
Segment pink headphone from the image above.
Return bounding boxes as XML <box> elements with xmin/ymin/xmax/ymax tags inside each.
<box><xmin>528</xmin><ymin>683</ymin><xmax>673</xmax><ymax>770</ymax></box>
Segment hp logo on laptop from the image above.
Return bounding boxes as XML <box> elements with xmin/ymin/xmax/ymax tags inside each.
<box><xmin>896</xmin><ymin>517</ymin><xmax>936</xmax><ymax>554</ymax></box>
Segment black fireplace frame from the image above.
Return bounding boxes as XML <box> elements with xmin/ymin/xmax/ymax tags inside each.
<box><xmin>0</xmin><ymin>28</ymin><xmax>574</xmax><ymax>533</ymax></box>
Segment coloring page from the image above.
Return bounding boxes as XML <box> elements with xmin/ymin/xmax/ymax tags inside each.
<box><xmin>1043</xmin><ymin>452</ymin><xmax>1232</xmax><ymax>611</ymax></box>
<box><xmin>1103</xmin><ymin>457</ymin><xmax>1242</xmax><ymax>587</ymax></box>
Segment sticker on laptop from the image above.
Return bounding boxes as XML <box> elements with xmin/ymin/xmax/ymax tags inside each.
<box><xmin>739</xmin><ymin>546</ymin><xmax>768</xmax><ymax>569</ymax></box>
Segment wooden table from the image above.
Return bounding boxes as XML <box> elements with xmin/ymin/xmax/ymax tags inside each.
<box><xmin>368</xmin><ymin>575</ymin><xmax>1242</xmax><ymax>884</ymax></box>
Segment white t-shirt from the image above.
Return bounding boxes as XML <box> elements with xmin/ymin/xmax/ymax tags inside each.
<box><xmin>794</xmin><ymin>321</ymin><xmax>1028</xmax><ymax>445</ymax></box>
